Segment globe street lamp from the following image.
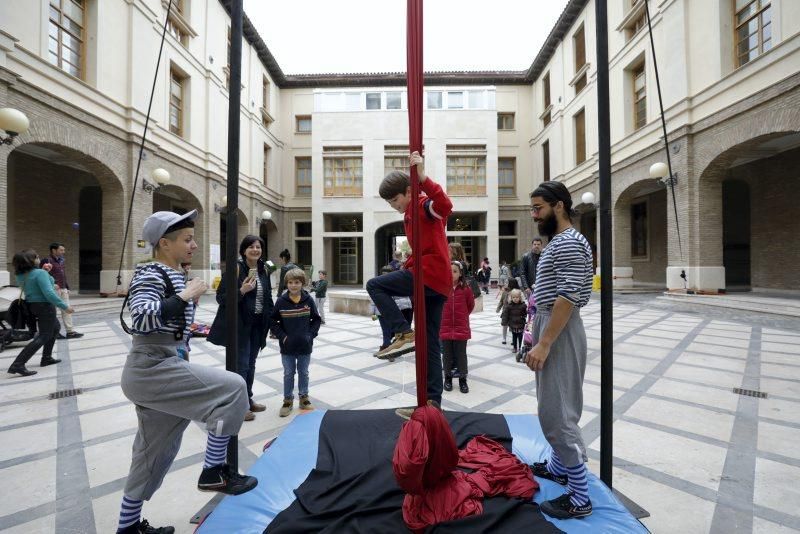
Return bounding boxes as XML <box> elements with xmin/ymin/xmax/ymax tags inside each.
<box><xmin>0</xmin><ymin>108</ymin><xmax>30</xmax><ymax>145</ymax></box>
<box><xmin>142</xmin><ymin>168</ymin><xmax>170</xmax><ymax>193</ymax></box>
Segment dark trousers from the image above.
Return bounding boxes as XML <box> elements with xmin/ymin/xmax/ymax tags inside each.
<box><xmin>377</xmin><ymin>315</ymin><xmax>392</xmax><ymax>349</ymax></box>
<box><xmin>442</xmin><ymin>339</ymin><xmax>468</xmax><ymax>378</ymax></box>
<box><xmin>366</xmin><ymin>269</ymin><xmax>446</xmax><ymax>404</ymax></box>
<box><xmin>11</xmin><ymin>302</ymin><xmax>60</xmax><ymax>368</ymax></box>
<box><xmin>511</xmin><ymin>330</ymin><xmax>523</xmax><ymax>352</ymax></box>
<box><xmin>237</xmin><ymin>318</ymin><xmax>263</xmax><ymax>400</ymax></box>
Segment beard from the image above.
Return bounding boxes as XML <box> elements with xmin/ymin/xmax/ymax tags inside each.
<box><xmin>536</xmin><ymin>212</ymin><xmax>558</xmax><ymax>238</ymax></box>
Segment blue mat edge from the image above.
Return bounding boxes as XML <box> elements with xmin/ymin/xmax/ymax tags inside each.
<box><xmin>198</xmin><ymin>410</ymin><xmax>649</xmax><ymax>534</ymax></box>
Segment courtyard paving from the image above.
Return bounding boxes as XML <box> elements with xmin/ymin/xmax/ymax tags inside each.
<box><xmin>0</xmin><ymin>290</ymin><xmax>798</xmax><ymax>533</ymax></box>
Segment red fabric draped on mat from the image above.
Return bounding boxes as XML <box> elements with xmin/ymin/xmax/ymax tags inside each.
<box><xmin>406</xmin><ymin>0</ymin><xmax>427</xmax><ymax>408</ymax></box>
<box><xmin>393</xmin><ymin>407</ymin><xmax>540</xmax><ymax>532</ymax></box>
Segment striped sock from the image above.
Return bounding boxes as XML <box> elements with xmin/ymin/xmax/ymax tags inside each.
<box><xmin>117</xmin><ymin>495</ymin><xmax>142</xmax><ymax>532</ymax></box>
<box><xmin>548</xmin><ymin>451</ymin><xmax>567</xmax><ymax>477</ymax></box>
<box><xmin>204</xmin><ymin>433</ymin><xmax>230</xmax><ymax>468</ymax></box>
<box><xmin>566</xmin><ymin>463</ymin><xmax>590</xmax><ymax>506</ymax></box>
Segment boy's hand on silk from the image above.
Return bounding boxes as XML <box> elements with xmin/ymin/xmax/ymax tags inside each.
<box><xmin>525</xmin><ymin>342</ymin><xmax>550</xmax><ymax>372</ymax></box>
<box><xmin>410</xmin><ymin>151</ymin><xmax>425</xmax><ymax>182</ymax></box>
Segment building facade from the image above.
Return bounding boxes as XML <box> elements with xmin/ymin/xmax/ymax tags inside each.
<box><xmin>1</xmin><ymin>0</ymin><xmax>798</xmax><ymax>292</ymax></box>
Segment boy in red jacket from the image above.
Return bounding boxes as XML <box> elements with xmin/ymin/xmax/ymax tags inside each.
<box><xmin>366</xmin><ymin>151</ymin><xmax>453</xmax><ymax>408</ymax></box>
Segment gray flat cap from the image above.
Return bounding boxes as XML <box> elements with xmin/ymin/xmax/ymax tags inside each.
<box><xmin>142</xmin><ymin>210</ymin><xmax>198</xmax><ymax>247</ymax></box>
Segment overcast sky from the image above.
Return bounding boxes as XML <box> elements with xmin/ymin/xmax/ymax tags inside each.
<box><xmin>242</xmin><ymin>0</ymin><xmax>569</xmax><ymax>75</ymax></box>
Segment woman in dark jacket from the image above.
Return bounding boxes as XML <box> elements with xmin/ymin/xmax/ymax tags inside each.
<box><xmin>208</xmin><ymin>235</ymin><xmax>274</xmax><ymax>421</ymax></box>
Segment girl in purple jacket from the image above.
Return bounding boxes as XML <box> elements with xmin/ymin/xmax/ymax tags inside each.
<box><xmin>440</xmin><ymin>261</ymin><xmax>476</xmax><ymax>393</ymax></box>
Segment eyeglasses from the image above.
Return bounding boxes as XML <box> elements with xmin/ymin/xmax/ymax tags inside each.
<box><xmin>530</xmin><ymin>201</ymin><xmax>558</xmax><ymax>214</ymax></box>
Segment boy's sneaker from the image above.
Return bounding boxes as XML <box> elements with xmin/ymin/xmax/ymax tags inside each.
<box><xmin>396</xmin><ymin>399</ymin><xmax>440</xmax><ymax>420</ymax></box>
<box><xmin>375</xmin><ymin>330</ymin><xmax>415</xmax><ymax>359</ymax></box>
<box><xmin>530</xmin><ymin>461</ymin><xmax>568</xmax><ymax>485</ymax></box>
<box><xmin>279</xmin><ymin>398</ymin><xmax>293</xmax><ymax>417</ymax></box>
<box><xmin>540</xmin><ymin>493</ymin><xmax>592</xmax><ymax>519</ymax></box>
<box><xmin>117</xmin><ymin>519</ymin><xmax>174</xmax><ymax>534</ymax></box>
<box><xmin>299</xmin><ymin>395</ymin><xmax>314</xmax><ymax>410</ymax></box>
<box><xmin>197</xmin><ymin>463</ymin><xmax>258</xmax><ymax>495</ymax></box>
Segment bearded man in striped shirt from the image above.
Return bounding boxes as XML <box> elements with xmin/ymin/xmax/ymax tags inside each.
<box><xmin>524</xmin><ymin>181</ymin><xmax>594</xmax><ymax>520</ymax></box>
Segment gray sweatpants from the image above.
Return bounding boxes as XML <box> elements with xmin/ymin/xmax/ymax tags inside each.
<box><xmin>533</xmin><ymin>306</ymin><xmax>588</xmax><ymax>467</ymax></box>
<box><xmin>120</xmin><ymin>334</ymin><xmax>249</xmax><ymax>500</ymax></box>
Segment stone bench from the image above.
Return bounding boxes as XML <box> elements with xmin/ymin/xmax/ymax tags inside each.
<box><xmin>327</xmin><ymin>289</ymin><xmax>484</xmax><ymax>317</ymax></box>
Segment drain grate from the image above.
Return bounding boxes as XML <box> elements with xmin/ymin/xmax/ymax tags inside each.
<box><xmin>49</xmin><ymin>388</ymin><xmax>83</xmax><ymax>400</ymax></box>
<box><xmin>733</xmin><ymin>387</ymin><xmax>767</xmax><ymax>399</ymax></box>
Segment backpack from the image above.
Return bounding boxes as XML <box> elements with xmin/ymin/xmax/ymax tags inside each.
<box><xmin>8</xmin><ymin>275</ymin><xmax>35</xmax><ymax>331</ymax></box>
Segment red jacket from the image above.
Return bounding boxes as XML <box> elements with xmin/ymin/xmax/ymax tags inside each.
<box><xmin>440</xmin><ymin>283</ymin><xmax>475</xmax><ymax>340</ymax></box>
<box><xmin>403</xmin><ymin>178</ymin><xmax>453</xmax><ymax>297</ymax></box>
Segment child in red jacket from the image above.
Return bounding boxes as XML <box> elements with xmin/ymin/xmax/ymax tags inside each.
<box><xmin>366</xmin><ymin>151</ymin><xmax>453</xmax><ymax>411</ymax></box>
<box><xmin>440</xmin><ymin>261</ymin><xmax>475</xmax><ymax>393</ymax></box>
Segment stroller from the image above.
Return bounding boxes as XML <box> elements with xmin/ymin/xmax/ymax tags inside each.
<box><xmin>516</xmin><ymin>293</ymin><xmax>536</xmax><ymax>363</ymax></box>
<box><xmin>0</xmin><ymin>286</ymin><xmax>35</xmax><ymax>353</ymax></box>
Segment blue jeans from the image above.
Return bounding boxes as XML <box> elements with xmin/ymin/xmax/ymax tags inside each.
<box><xmin>238</xmin><ymin>319</ymin><xmax>263</xmax><ymax>399</ymax></box>
<box><xmin>282</xmin><ymin>353</ymin><xmax>310</xmax><ymax>399</ymax></box>
<box><xmin>377</xmin><ymin>315</ymin><xmax>392</xmax><ymax>349</ymax></box>
<box><xmin>365</xmin><ymin>269</ymin><xmax>446</xmax><ymax>404</ymax></box>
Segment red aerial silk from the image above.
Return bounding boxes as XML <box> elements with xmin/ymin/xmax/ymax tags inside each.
<box><xmin>407</xmin><ymin>0</ymin><xmax>427</xmax><ymax>408</ymax></box>
<box><xmin>393</xmin><ymin>407</ymin><xmax>540</xmax><ymax>533</ymax></box>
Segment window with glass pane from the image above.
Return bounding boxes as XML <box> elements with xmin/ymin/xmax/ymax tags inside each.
<box><xmin>448</xmin><ymin>92</ymin><xmax>464</xmax><ymax>109</ymax></box>
<box><xmin>574</xmin><ymin>25</ymin><xmax>586</xmax><ymax>71</ymax></box>
<box><xmin>633</xmin><ymin>63</ymin><xmax>646</xmax><ymax>129</ymax></box>
<box><xmin>574</xmin><ymin>109</ymin><xmax>586</xmax><ymax>164</ymax></box>
<box><xmin>263</xmin><ymin>145</ymin><xmax>270</xmax><ymax>186</ymax></box>
<box><xmin>631</xmin><ymin>201</ymin><xmax>648</xmax><ymax>257</ymax></box>
<box><xmin>446</xmin><ymin>146</ymin><xmax>486</xmax><ymax>196</ymax></box>
<box><xmin>543</xmin><ymin>72</ymin><xmax>551</xmax><ymax>108</ymax></box>
<box><xmin>542</xmin><ymin>140</ymin><xmax>551</xmax><ymax>181</ymax></box>
<box><xmin>736</xmin><ymin>0</ymin><xmax>772</xmax><ymax>67</ymax></box>
<box><xmin>296</xmin><ymin>115</ymin><xmax>311</xmax><ymax>133</ymax></box>
<box><xmin>468</xmin><ymin>91</ymin><xmax>484</xmax><ymax>109</ymax></box>
<box><xmin>575</xmin><ymin>73</ymin><xmax>587</xmax><ymax>93</ymax></box>
<box><xmin>427</xmin><ymin>91</ymin><xmax>442</xmax><ymax>109</ymax></box>
<box><xmin>296</xmin><ymin>158</ymin><xmax>312</xmax><ymax>197</ymax></box>
<box><xmin>48</xmin><ymin>0</ymin><xmax>84</xmax><ymax>78</ymax></box>
<box><xmin>169</xmin><ymin>69</ymin><xmax>184</xmax><ymax>136</ymax></box>
<box><xmin>366</xmin><ymin>92</ymin><xmax>381</xmax><ymax>110</ymax></box>
<box><xmin>384</xmin><ymin>152</ymin><xmax>409</xmax><ymax>176</ymax></box>
<box><xmin>324</xmin><ymin>148</ymin><xmax>363</xmax><ymax>197</ymax></box>
<box><xmin>498</xmin><ymin>158</ymin><xmax>516</xmax><ymax>197</ymax></box>
<box><xmin>497</xmin><ymin>113</ymin><xmax>515</xmax><ymax>130</ymax></box>
<box><xmin>386</xmin><ymin>92</ymin><xmax>402</xmax><ymax>110</ymax></box>
<box><xmin>296</xmin><ymin>222</ymin><xmax>312</xmax><ymax>237</ymax></box>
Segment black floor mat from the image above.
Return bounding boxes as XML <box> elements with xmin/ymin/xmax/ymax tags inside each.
<box><xmin>265</xmin><ymin>409</ymin><xmax>562</xmax><ymax>534</ymax></box>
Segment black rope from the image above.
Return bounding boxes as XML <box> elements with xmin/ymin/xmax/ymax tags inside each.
<box><xmin>115</xmin><ymin>0</ymin><xmax>174</xmax><ymax>289</ymax></box>
<box><xmin>644</xmin><ymin>0</ymin><xmax>683</xmax><ymax>259</ymax></box>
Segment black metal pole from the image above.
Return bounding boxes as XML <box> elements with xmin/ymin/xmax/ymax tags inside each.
<box><xmin>594</xmin><ymin>0</ymin><xmax>614</xmax><ymax>488</ymax></box>
<box><xmin>225</xmin><ymin>0</ymin><xmax>243</xmax><ymax>471</ymax></box>
<box><xmin>644</xmin><ymin>0</ymin><xmax>683</xmax><ymax>258</ymax></box>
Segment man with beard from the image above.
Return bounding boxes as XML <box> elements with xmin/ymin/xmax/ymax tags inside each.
<box><xmin>524</xmin><ymin>181</ymin><xmax>594</xmax><ymax>520</ymax></box>
<box><xmin>519</xmin><ymin>237</ymin><xmax>543</xmax><ymax>296</ymax></box>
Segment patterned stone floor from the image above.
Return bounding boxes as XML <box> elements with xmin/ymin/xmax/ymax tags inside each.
<box><xmin>1</xmin><ymin>290</ymin><xmax>798</xmax><ymax>533</ymax></box>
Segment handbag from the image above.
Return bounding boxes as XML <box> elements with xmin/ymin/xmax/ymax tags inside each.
<box><xmin>8</xmin><ymin>275</ymin><xmax>35</xmax><ymax>331</ymax></box>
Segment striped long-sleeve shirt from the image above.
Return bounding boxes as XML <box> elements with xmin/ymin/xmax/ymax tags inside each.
<box><xmin>533</xmin><ymin>228</ymin><xmax>593</xmax><ymax>309</ymax></box>
<box><xmin>128</xmin><ymin>262</ymin><xmax>194</xmax><ymax>338</ymax></box>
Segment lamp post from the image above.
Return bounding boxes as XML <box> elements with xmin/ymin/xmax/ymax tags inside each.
<box><xmin>142</xmin><ymin>168</ymin><xmax>170</xmax><ymax>193</ymax></box>
<box><xmin>214</xmin><ymin>195</ymin><xmax>227</xmax><ymax>213</ymax></box>
<box><xmin>0</xmin><ymin>108</ymin><xmax>30</xmax><ymax>145</ymax></box>
<box><xmin>581</xmin><ymin>191</ymin><xmax>596</xmax><ymax>207</ymax></box>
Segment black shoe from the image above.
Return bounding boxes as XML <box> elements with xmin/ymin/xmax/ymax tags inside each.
<box><xmin>459</xmin><ymin>377</ymin><xmax>469</xmax><ymax>394</ymax></box>
<box><xmin>531</xmin><ymin>461</ymin><xmax>568</xmax><ymax>485</ymax></box>
<box><xmin>117</xmin><ymin>519</ymin><xmax>175</xmax><ymax>534</ymax></box>
<box><xmin>56</xmin><ymin>333</ymin><xmax>66</xmax><ymax>340</ymax></box>
<box><xmin>40</xmin><ymin>357</ymin><xmax>61</xmax><ymax>367</ymax></box>
<box><xmin>502</xmin><ymin>340</ymin><xmax>507</xmax><ymax>345</ymax></box>
<box><xmin>540</xmin><ymin>492</ymin><xmax>592</xmax><ymax>519</ymax></box>
<box><xmin>7</xmin><ymin>364</ymin><xmax>37</xmax><ymax>377</ymax></box>
<box><xmin>443</xmin><ymin>376</ymin><xmax>453</xmax><ymax>392</ymax></box>
<box><xmin>66</xmin><ymin>332</ymin><xmax>84</xmax><ymax>339</ymax></box>
<box><xmin>198</xmin><ymin>463</ymin><xmax>258</xmax><ymax>495</ymax></box>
